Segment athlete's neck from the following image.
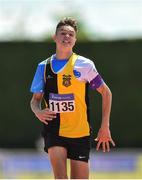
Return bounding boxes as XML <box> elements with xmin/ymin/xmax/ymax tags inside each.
<box><xmin>55</xmin><ymin>50</ymin><xmax>73</xmax><ymax>60</ymax></box>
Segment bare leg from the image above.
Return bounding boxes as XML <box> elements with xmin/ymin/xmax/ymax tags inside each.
<box><xmin>48</xmin><ymin>146</ymin><xmax>68</xmax><ymax>179</ymax></box>
<box><xmin>70</xmin><ymin>159</ymin><xmax>89</xmax><ymax>179</ymax></box>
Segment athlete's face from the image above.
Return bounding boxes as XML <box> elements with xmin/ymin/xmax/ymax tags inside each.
<box><xmin>53</xmin><ymin>25</ymin><xmax>76</xmax><ymax>50</ymax></box>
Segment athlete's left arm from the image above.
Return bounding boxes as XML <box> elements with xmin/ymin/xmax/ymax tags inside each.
<box><xmin>95</xmin><ymin>83</ymin><xmax>115</xmax><ymax>152</ymax></box>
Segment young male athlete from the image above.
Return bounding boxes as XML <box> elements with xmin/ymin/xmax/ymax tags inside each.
<box><xmin>30</xmin><ymin>17</ymin><xmax>115</xmax><ymax>179</ymax></box>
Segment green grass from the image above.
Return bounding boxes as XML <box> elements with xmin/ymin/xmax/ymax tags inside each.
<box><xmin>0</xmin><ymin>170</ymin><xmax>142</xmax><ymax>179</ymax></box>
<box><xmin>9</xmin><ymin>171</ymin><xmax>142</xmax><ymax>179</ymax></box>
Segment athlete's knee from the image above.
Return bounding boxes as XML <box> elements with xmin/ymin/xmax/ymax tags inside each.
<box><xmin>54</xmin><ymin>172</ymin><xmax>68</xmax><ymax>179</ymax></box>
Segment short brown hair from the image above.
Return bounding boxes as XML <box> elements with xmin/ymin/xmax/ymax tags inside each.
<box><xmin>56</xmin><ymin>17</ymin><xmax>78</xmax><ymax>33</ymax></box>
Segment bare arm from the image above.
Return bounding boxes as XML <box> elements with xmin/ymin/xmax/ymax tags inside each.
<box><xmin>95</xmin><ymin>83</ymin><xmax>115</xmax><ymax>152</ymax></box>
<box><xmin>30</xmin><ymin>93</ymin><xmax>56</xmax><ymax>125</ymax></box>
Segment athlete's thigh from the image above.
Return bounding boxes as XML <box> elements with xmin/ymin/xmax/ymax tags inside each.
<box><xmin>48</xmin><ymin>146</ymin><xmax>68</xmax><ymax>178</ymax></box>
<box><xmin>67</xmin><ymin>136</ymin><xmax>90</xmax><ymax>162</ymax></box>
<box><xmin>70</xmin><ymin>159</ymin><xmax>89</xmax><ymax>179</ymax></box>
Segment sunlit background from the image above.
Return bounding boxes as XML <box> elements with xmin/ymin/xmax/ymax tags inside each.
<box><xmin>0</xmin><ymin>0</ymin><xmax>142</xmax><ymax>178</ymax></box>
<box><xmin>0</xmin><ymin>0</ymin><xmax>142</xmax><ymax>41</ymax></box>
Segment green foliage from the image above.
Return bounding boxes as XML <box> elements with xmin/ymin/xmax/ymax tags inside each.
<box><xmin>0</xmin><ymin>40</ymin><xmax>142</xmax><ymax>148</ymax></box>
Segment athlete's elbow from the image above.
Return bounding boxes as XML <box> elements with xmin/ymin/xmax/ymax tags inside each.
<box><xmin>102</xmin><ymin>84</ymin><xmax>112</xmax><ymax>100</ymax></box>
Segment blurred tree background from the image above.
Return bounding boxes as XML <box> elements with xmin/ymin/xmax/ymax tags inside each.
<box><xmin>0</xmin><ymin>39</ymin><xmax>141</xmax><ymax>148</ymax></box>
<box><xmin>0</xmin><ymin>0</ymin><xmax>142</xmax><ymax>149</ymax></box>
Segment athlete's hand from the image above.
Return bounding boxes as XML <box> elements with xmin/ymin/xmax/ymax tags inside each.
<box><xmin>35</xmin><ymin>108</ymin><xmax>57</xmax><ymax>125</ymax></box>
<box><xmin>95</xmin><ymin>127</ymin><xmax>115</xmax><ymax>152</ymax></box>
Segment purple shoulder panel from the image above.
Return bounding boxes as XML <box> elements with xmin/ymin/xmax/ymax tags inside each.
<box><xmin>89</xmin><ymin>74</ymin><xmax>104</xmax><ymax>89</ymax></box>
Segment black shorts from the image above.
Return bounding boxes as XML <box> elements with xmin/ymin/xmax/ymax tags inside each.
<box><xmin>43</xmin><ymin>133</ymin><xmax>91</xmax><ymax>162</ymax></box>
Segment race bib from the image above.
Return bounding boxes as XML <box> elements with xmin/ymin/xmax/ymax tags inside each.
<box><xmin>49</xmin><ymin>93</ymin><xmax>75</xmax><ymax>113</ymax></box>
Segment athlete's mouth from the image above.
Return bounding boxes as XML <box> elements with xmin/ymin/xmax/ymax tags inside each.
<box><xmin>62</xmin><ymin>40</ymin><xmax>70</xmax><ymax>44</ymax></box>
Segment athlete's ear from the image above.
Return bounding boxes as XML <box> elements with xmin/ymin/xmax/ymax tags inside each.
<box><xmin>74</xmin><ymin>36</ymin><xmax>77</xmax><ymax>45</ymax></box>
<box><xmin>74</xmin><ymin>33</ymin><xmax>77</xmax><ymax>43</ymax></box>
<box><xmin>52</xmin><ymin>34</ymin><xmax>56</xmax><ymax>42</ymax></box>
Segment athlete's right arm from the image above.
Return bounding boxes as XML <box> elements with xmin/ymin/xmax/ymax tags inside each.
<box><xmin>30</xmin><ymin>93</ymin><xmax>57</xmax><ymax>125</ymax></box>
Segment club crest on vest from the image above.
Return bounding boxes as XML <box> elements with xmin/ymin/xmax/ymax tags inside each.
<box><xmin>62</xmin><ymin>74</ymin><xmax>71</xmax><ymax>87</ymax></box>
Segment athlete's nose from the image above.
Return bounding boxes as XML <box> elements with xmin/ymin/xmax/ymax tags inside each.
<box><xmin>65</xmin><ymin>33</ymin><xmax>70</xmax><ymax>38</ymax></box>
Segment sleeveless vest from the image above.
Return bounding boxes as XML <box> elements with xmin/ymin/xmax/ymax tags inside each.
<box><xmin>43</xmin><ymin>53</ymin><xmax>90</xmax><ymax>138</ymax></box>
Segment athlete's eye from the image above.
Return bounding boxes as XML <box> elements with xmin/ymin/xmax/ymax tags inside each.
<box><xmin>61</xmin><ymin>32</ymin><xmax>66</xmax><ymax>35</ymax></box>
<box><xmin>69</xmin><ymin>33</ymin><xmax>73</xmax><ymax>37</ymax></box>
